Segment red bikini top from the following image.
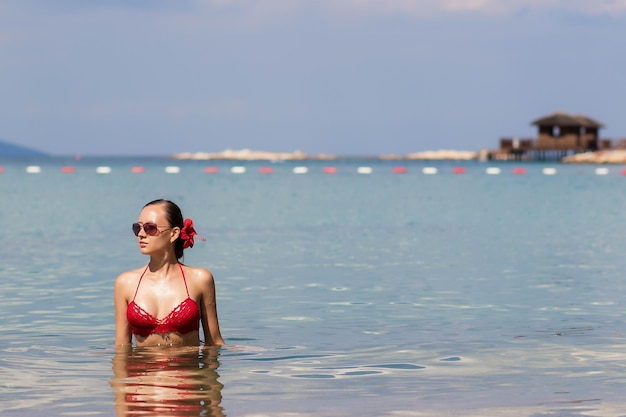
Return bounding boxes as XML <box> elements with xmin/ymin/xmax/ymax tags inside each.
<box><xmin>127</xmin><ymin>263</ymin><xmax>200</xmax><ymax>338</ymax></box>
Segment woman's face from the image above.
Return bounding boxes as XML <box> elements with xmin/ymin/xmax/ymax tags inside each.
<box><xmin>135</xmin><ymin>204</ymin><xmax>178</xmax><ymax>255</ymax></box>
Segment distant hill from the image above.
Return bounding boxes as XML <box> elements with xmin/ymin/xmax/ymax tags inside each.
<box><xmin>0</xmin><ymin>139</ymin><xmax>48</xmax><ymax>157</ymax></box>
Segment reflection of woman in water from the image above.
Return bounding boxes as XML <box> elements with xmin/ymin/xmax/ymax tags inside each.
<box><xmin>111</xmin><ymin>346</ymin><xmax>224</xmax><ymax>417</ymax></box>
<box><xmin>114</xmin><ymin>199</ymin><xmax>224</xmax><ymax>347</ymax></box>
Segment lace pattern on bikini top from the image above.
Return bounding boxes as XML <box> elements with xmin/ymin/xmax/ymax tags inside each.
<box><xmin>127</xmin><ymin>264</ymin><xmax>200</xmax><ymax>337</ymax></box>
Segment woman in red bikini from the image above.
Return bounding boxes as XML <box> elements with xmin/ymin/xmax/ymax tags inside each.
<box><xmin>114</xmin><ymin>199</ymin><xmax>224</xmax><ymax>347</ymax></box>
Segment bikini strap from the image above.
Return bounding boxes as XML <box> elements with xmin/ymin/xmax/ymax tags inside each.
<box><xmin>179</xmin><ymin>263</ymin><xmax>190</xmax><ymax>297</ymax></box>
<box><xmin>131</xmin><ymin>265</ymin><xmax>150</xmax><ymax>301</ymax></box>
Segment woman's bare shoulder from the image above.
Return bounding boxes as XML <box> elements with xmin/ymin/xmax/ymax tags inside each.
<box><xmin>115</xmin><ymin>267</ymin><xmax>145</xmax><ymax>286</ymax></box>
<box><xmin>183</xmin><ymin>265</ymin><xmax>215</xmax><ymax>286</ymax></box>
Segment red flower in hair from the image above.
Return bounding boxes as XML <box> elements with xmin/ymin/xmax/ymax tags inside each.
<box><xmin>180</xmin><ymin>218</ymin><xmax>205</xmax><ymax>249</ymax></box>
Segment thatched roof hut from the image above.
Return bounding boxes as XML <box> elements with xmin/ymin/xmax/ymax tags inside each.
<box><xmin>531</xmin><ymin>112</ymin><xmax>604</xmax><ymax>128</ymax></box>
<box><xmin>531</xmin><ymin>111</ymin><xmax>604</xmax><ymax>152</ymax></box>
<box><xmin>495</xmin><ymin>111</ymin><xmax>611</xmax><ymax>160</ymax></box>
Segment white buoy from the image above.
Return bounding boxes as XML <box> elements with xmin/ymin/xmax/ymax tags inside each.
<box><xmin>486</xmin><ymin>167</ymin><xmax>501</xmax><ymax>175</ymax></box>
<box><xmin>96</xmin><ymin>166</ymin><xmax>112</xmax><ymax>174</ymax></box>
<box><xmin>542</xmin><ymin>168</ymin><xmax>557</xmax><ymax>175</ymax></box>
<box><xmin>357</xmin><ymin>166</ymin><xmax>373</xmax><ymax>174</ymax></box>
<box><xmin>231</xmin><ymin>166</ymin><xmax>246</xmax><ymax>174</ymax></box>
<box><xmin>165</xmin><ymin>166</ymin><xmax>180</xmax><ymax>174</ymax></box>
<box><xmin>26</xmin><ymin>166</ymin><xmax>41</xmax><ymax>174</ymax></box>
<box><xmin>595</xmin><ymin>167</ymin><xmax>609</xmax><ymax>175</ymax></box>
<box><xmin>422</xmin><ymin>167</ymin><xmax>438</xmax><ymax>175</ymax></box>
<box><xmin>293</xmin><ymin>166</ymin><xmax>308</xmax><ymax>174</ymax></box>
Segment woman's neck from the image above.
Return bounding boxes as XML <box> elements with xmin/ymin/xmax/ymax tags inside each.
<box><xmin>147</xmin><ymin>256</ymin><xmax>179</xmax><ymax>275</ymax></box>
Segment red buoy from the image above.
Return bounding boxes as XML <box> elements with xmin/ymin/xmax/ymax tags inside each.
<box><xmin>513</xmin><ymin>167</ymin><xmax>526</xmax><ymax>175</ymax></box>
<box><xmin>259</xmin><ymin>167</ymin><xmax>273</xmax><ymax>174</ymax></box>
<box><xmin>131</xmin><ymin>166</ymin><xmax>145</xmax><ymax>173</ymax></box>
<box><xmin>452</xmin><ymin>167</ymin><xmax>466</xmax><ymax>174</ymax></box>
<box><xmin>393</xmin><ymin>166</ymin><xmax>407</xmax><ymax>174</ymax></box>
<box><xmin>204</xmin><ymin>166</ymin><xmax>219</xmax><ymax>174</ymax></box>
<box><xmin>323</xmin><ymin>167</ymin><xmax>337</xmax><ymax>174</ymax></box>
<box><xmin>61</xmin><ymin>166</ymin><xmax>76</xmax><ymax>173</ymax></box>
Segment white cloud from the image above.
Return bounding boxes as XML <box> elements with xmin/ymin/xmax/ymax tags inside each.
<box><xmin>6</xmin><ymin>0</ymin><xmax>626</xmax><ymax>22</ymax></box>
<box><xmin>353</xmin><ymin>0</ymin><xmax>626</xmax><ymax>15</ymax></box>
<box><xmin>194</xmin><ymin>0</ymin><xmax>626</xmax><ymax>18</ymax></box>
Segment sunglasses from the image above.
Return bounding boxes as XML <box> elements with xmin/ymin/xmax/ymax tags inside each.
<box><xmin>132</xmin><ymin>222</ymin><xmax>171</xmax><ymax>237</ymax></box>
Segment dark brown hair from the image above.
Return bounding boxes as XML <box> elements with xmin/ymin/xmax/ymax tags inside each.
<box><xmin>144</xmin><ymin>199</ymin><xmax>185</xmax><ymax>259</ymax></box>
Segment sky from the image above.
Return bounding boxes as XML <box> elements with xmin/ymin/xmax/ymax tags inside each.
<box><xmin>1</xmin><ymin>0</ymin><xmax>625</xmax><ymax>156</ymax></box>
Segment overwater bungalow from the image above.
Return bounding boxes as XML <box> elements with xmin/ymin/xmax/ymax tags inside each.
<box><xmin>494</xmin><ymin>112</ymin><xmax>612</xmax><ymax>160</ymax></box>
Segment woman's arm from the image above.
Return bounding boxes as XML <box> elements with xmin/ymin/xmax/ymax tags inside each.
<box><xmin>114</xmin><ymin>273</ymin><xmax>133</xmax><ymax>346</ymax></box>
<box><xmin>196</xmin><ymin>268</ymin><xmax>225</xmax><ymax>346</ymax></box>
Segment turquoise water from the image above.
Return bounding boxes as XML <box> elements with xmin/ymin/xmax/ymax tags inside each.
<box><xmin>1</xmin><ymin>158</ymin><xmax>626</xmax><ymax>416</ymax></box>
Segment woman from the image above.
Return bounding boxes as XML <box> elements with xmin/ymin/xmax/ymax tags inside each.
<box><xmin>114</xmin><ymin>199</ymin><xmax>224</xmax><ymax>347</ymax></box>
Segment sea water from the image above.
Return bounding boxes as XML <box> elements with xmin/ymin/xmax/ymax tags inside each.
<box><xmin>1</xmin><ymin>158</ymin><xmax>626</xmax><ymax>416</ymax></box>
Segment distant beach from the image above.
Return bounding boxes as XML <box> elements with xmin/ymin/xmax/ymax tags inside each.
<box><xmin>171</xmin><ymin>148</ymin><xmax>479</xmax><ymax>161</ymax></box>
<box><xmin>562</xmin><ymin>149</ymin><xmax>626</xmax><ymax>164</ymax></box>
<box><xmin>171</xmin><ymin>148</ymin><xmax>626</xmax><ymax>164</ymax></box>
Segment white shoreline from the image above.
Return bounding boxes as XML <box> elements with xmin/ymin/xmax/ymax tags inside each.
<box><xmin>171</xmin><ymin>149</ymin><xmax>478</xmax><ymax>161</ymax></box>
<box><xmin>562</xmin><ymin>149</ymin><xmax>626</xmax><ymax>164</ymax></box>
